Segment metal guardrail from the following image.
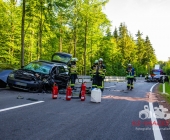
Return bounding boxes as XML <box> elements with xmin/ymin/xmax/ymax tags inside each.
<box><xmin>104</xmin><ymin>76</ymin><xmax>126</xmax><ymax>82</ymax></box>
<box><xmin>76</xmin><ymin>75</ymin><xmax>145</xmax><ymax>83</ymax></box>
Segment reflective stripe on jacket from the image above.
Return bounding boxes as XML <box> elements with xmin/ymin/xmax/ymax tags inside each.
<box><xmin>90</xmin><ymin>64</ymin><xmax>98</xmax><ymax>76</ymax></box>
<box><xmin>126</xmin><ymin>68</ymin><xmax>135</xmax><ymax>78</ymax></box>
<box><xmin>98</xmin><ymin>64</ymin><xmax>106</xmax><ymax>77</ymax></box>
<box><xmin>70</xmin><ymin>65</ymin><xmax>77</xmax><ymax>74</ymax></box>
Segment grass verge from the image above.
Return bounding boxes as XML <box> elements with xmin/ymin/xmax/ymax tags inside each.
<box><xmin>159</xmin><ymin>82</ymin><xmax>170</xmax><ymax>103</ymax></box>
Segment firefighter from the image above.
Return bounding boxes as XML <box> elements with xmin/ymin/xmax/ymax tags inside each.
<box><xmin>145</xmin><ymin>73</ymin><xmax>149</xmax><ymax>80</ymax></box>
<box><xmin>68</xmin><ymin>58</ymin><xmax>78</xmax><ymax>89</ymax></box>
<box><xmin>126</xmin><ymin>64</ymin><xmax>136</xmax><ymax>90</ymax></box>
<box><xmin>97</xmin><ymin>58</ymin><xmax>106</xmax><ymax>92</ymax></box>
<box><xmin>90</xmin><ymin>60</ymin><xmax>99</xmax><ymax>89</ymax></box>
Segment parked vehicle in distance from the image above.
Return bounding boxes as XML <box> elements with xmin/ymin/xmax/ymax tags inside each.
<box><xmin>146</xmin><ymin>65</ymin><xmax>169</xmax><ymax>83</ymax></box>
<box><xmin>146</xmin><ymin>74</ymin><xmax>169</xmax><ymax>83</ymax></box>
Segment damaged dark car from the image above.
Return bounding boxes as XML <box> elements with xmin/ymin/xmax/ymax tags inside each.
<box><xmin>7</xmin><ymin>61</ymin><xmax>70</xmax><ymax>92</ymax></box>
<box><xmin>7</xmin><ymin>52</ymin><xmax>72</xmax><ymax>92</ymax></box>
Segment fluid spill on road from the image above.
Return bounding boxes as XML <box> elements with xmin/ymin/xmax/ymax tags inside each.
<box><xmin>102</xmin><ymin>92</ymin><xmax>158</xmax><ymax>103</ymax></box>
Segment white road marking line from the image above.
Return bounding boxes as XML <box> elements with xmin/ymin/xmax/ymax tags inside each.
<box><xmin>104</xmin><ymin>86</ymin><xmax>116</xmax><ymax>88</ymax></box>
<box><xmin>149</xmin><ymin>83</ymin><xmax>163</xmax><ymax>140</ymax></box>
<box><xmin>0</xmin><ymin>101</ymin><xmax>44</xmax><ymax>112</ymax></box>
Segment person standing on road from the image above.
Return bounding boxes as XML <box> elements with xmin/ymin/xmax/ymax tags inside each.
<box><xmin>90</xmin><ymin>60</ymin><xmax>99</xmax><ymax>89</ymax></box>
<box><xmin>126</xmin><ymin>64</ymin><xmax>136</xmax><ymax>90</ymax></box>
<box><xmin>97</xmin><ymin>58</ymin><xmax>106</xmax><ymax>92</ymax></box>
<box><xmin>68</xmin><ymin>58</ymin><xmax>78</xmax><ymax>89</ymax></box>
<box><xmin>145</xmin><ymin>73</ymin><xmax>149</xmax><ymax>80</ymax></box>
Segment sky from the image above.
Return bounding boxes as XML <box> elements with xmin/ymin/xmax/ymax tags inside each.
<box><xmin>103</xmin><ymin>0</ymin><xmax>170</xmax><ymax>61</ymax></box>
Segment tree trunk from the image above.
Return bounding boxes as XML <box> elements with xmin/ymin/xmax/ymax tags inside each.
<box><xmin>59</xmin><ymin>28</ymin><xmax>62</xmax><ymax>52</ymax></box>
<box><xmin>11</xmin><ymin>4</ymin><xmax>15</xmax><ymax>65</ymax></box>
<box><xmin>59</xmin><ymin>14</ymin><xmax>63</xmax><ymax>52</ymax></box>
<box><xmin>73</xmin><ymin>26</ymin><xmax>77</xmax><ymax>57</ymax></box>
<box><xmin>84</xmin><ymin>19</ymin><xmax>88</xmax><ymax>75</ymax></box>
<box><xmin>21</xmin><ymin>0</ymin><xmax>25</xmax><ymax>68</ymax></box>
<box><xmin>90</xmin><ymin>31</ymin><xmax>93</xmax><ymax>66</ymax></box>
<box><xmin>29</xmin><ymin>30</ymin><xmax>34</xmax><ymax>62</ymax></box>
<box><xmin>39</xmin><ymin>0</ymin><xmax>43</xmax><ymax>59</ymax></box>
<box><xmin>73</xmin><ymin>0</ymin><xmax>77</xmax><ymax>57</ymax></box>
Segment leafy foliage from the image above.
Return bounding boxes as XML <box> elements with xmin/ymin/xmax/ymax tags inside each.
<box><xmin>0</xmin><ymin>0</ymin><xmax>158</xmax><ymax>76</ymax></box>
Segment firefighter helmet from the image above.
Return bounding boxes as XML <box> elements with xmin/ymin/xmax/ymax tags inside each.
<box><xmin>128</xmin><ymin>64</ymin><xmax>132</xmax><ymax>67</ymax></box>
<box><xmin>94</xmin><ymin>60</ymin><xmax>98</xmax><ymax>64</ymax></box>
<box><xmin>99</xmin><ymin>58</ymin><xmax>103</xmax><ymax>61</ymax></box>
<box><xmin>74</xmin><ymin>58</ymin><xmax>78</xmax><ymax>61</ymax></box>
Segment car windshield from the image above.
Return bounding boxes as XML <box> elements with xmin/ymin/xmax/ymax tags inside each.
<box><xmin>153</xmin><ymin>71</ymin><xmax>161</xmax><ymax>75</ymax></box>
<box><xmin>23</xmin><ymin>62</ymin><xmax>52</xmax><ymax>74</ymax></box>
<box><xmin>52</xmin><ymin>54</ymin><xmax>71</xmax><ymax>63</ymax></box>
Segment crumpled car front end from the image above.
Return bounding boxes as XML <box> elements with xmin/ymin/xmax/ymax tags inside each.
<box><xmin>7</xmin><ymin>69</ymin><xmax>50</xmax><ymax>92</ymax></box>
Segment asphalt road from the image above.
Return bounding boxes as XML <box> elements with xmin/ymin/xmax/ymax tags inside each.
<box><xmin>0</xmin><ymin>80</ymin><xmax>170</xmax><ymax>140</ymax></box>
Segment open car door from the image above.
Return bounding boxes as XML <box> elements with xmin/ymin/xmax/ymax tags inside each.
<box><xmin>51</xmin><ymin>52</ymin><xmax>72</xmax><ymax>65</ymax></box>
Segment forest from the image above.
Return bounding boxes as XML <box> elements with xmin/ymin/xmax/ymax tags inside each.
<box><xmin>1</xmin><ymin>0</ymin><xmax>169</xmax><ymax>76</ymax></box>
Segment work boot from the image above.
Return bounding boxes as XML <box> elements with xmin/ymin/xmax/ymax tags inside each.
<box><xmin>130</xmin><ymin>87</ymin><xmax>133</xmax><ymax>90</ymax></box>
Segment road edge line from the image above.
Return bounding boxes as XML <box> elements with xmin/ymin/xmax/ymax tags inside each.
<box><xmin>149</xmin><ymin>83</ymin><xmax>163</xmax><ymax>140</ymax></box>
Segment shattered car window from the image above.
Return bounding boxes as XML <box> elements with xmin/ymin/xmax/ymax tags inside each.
<box><xmin>23</xmin><ymin>62</ymin><xmax>52</xmax><ymax>74</ymax></box>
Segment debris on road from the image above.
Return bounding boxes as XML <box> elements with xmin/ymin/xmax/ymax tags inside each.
<box><xmin>27</xmin><ymin>98</ymin><xmax>38</xmax><ymax>101</ymax></box>
<box><xmin>17</xmin><ymin>94</ymin><xmax>24</xmax><ymax>99</ymax></box>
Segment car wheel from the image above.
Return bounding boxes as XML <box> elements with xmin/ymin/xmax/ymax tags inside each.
<box><xmin>0</xmin><ymin>80</ymin><xmax>7</xmax><ymax>88</ymax></box>
<box><xmin>9</xmin><ymin>86</ymin><xmax>14</xmax><ymax>90</ymax></box>
<box><xmin>159</xmin><ymin>79</ymin><xmax>163</xmax><ymax>83</ymax></box>
<box><xmin>60</xmin><ymin>84</ymin><xmax>68</xmax><ymax>90</ymax></box>
<box><xmin>7</xmin><ymin>83</ymin><xmax>15</xmax><ymax>90</ymax></box>
<box><xmin>62</xmin><ymin>80</ymin><xmax>70</xmax><ymax>89</ymax></box>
